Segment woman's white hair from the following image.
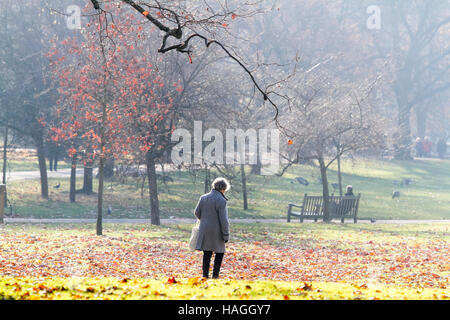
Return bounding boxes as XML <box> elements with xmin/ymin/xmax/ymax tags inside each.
<box><xmin>211</xmin><ymin>177</ymin><xmax>231</xmax><ymax>192</ymax></box>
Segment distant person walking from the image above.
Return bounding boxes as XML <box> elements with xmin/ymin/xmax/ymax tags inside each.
<box><xmin>415</xmin><ymin>138</ymin><xmax>424</xmax><ymax>158</ymax></box>
<box><xmin>423</xmin><ymin>137</ymin><xmax>432</xmax><ymax>157</ymax></box>
<box><xmin>194</xmin><ymin>177</ymin><xmax>230</xmax><ymax>279</ymax></box>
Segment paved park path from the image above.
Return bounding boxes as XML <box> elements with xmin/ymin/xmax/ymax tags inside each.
<box><xmin>6</xmin><ymin>168</ymin><xmax>85</xmax><ymax>182</ymax></box>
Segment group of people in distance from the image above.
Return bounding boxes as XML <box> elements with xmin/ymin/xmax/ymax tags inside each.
<box><xmin>415</xmin><ymin>136</ymin><xmax>448</xmax><ymax>159</ymax></box>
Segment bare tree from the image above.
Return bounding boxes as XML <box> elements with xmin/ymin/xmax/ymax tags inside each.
<box><xmin>86</xmin><ymin>0</ymin><xmax>285</xmax><ymax>117</ymax></box>
<box><xmin>345</xmin><ymin>0</ymin><xmax>450</xmax><ymax>159</ymax></box>
<box><xmin>0</xmin><ymin>1</ymin><xmax>69</xmax><ymax>199</ymax></box>
<box><xmin>278</xmin><ymin>71</ymin><xmax>385</xmax><ymax>221</ymax></box>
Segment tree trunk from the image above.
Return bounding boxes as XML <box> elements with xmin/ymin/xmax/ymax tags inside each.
<box><xmin>140</xmin><ymin>174</ymin><xmax>146</xmax><ymax>199</ymax></box>
<box><xmin>241</xmin><ymin>164</ymin><xmax>248</xmax><ymax>210</ymax></box>
<box><xmin>146</xmin><ymin>152</ymin><xmax>160</xmax><ymax>226</ymax></box>
<box><xmin>250</xmin><ymin>139</ymin><xmax>261</xmax><ymax>175</ymax></box>
<box><xmin>36</xmin><ymin>135</ymin><xmax>49</xmax><ymax>199</ymax></box>
<box><xmin>96</xmin><ymin>154</ymin><xmax>104</xmax><ymax>235</ymax></box>
<box><xmin>318</xmin><ymin>155</ymin><xmax>331</xmax><ymax>222</ymax></box>
<box><xmin>2</xmin><ymin>125</ymin><xmax>7</xmax><ymax>207</ymax></box>
<box><xmin>82</xmin><ymin>165</ymin><xmax>93</xmax><ymax>194</ymax></box>
<box><xmin>250</xmin><ymin>162</ymin><xmax>261</xmax><ymax>175</ymax></box>
<box><xmin>96</xmin><ymin>101</ymin><xmax>108</xmax><ymax>236</ymax></box>
<box><xmin>104</xmin><ymin>158</ymin><xmax>115</xmax><ymax>179</ymax></box>
<box><xmin>251</xmin><ymin>142</ymin><xmax>261</xmax><ymax>175</ymax></box>
<box><xmin>416</xmin><ymin>107</ymin><xmax>427</xmax><ymax>139</ymax></box>
<box><xmin>69</xmin><ymin>157</ymin><xmax>77</xmax><ymax>203</ymax></box>
<box><xmin>337</xmin><ymin>153</ymin><xmax>343</xmax><ymax>197</ymax></box>
<box><xmin>393</xmin><ymin>64</ymin><xmax>414</xmax><ymax>160</ymax></box>
<box><xmin>204</xmin><ymin>164</ymin><xmax>210</xmax><ymax>194</ymax></box>
<box><xmin>394</xmin><ymin>103</ymin><xmax>413</xmax><ymax>160</ymax></box>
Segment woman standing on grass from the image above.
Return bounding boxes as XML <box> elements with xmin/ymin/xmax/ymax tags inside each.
<box><xmin>194</xmin><ymin>177</ymin><xmax>230</xmax><ymax>279</ymax></box>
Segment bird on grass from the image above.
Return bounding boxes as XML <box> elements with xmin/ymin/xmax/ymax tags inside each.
<box><xmin>370</xmin><ymin>218</ymin><xmax>376</xmax><ymax>223</ymax></box>
<box><xmin>296</xmin><ymin>177</ymin><xmax>309</xmax><ymax>186</ymax></box>
<box><xmin>53</xmin><ymin>182</ymin><xmax>61</xmax><ymax>189</ymax></box>
<box><xmin>392</xmin><ymin>191</ymin><xmax>401</xmax><ymax>200</ymax></box>
<box><xmin>107</xmin><ymin>205</ymin><xmax>112</xmax><ymax>215</ymax></box>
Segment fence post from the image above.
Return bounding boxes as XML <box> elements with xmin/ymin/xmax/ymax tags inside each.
<box><xmin>0</xmin><ymin>184</ymin><xmax>5</xmax><ymax>223</ymax></box>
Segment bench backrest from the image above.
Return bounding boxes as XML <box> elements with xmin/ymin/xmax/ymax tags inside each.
<box><xmin>330</xmin><ymin>194</ymin><xmax>361</xmax><ymax>218</ymax></box>
<box><xmin>300</xmin><ymin>193</ymin><xmax>361</xmax><ymax>218</ymax></box>
<box><xmin>301</xmin><ymin>194</ymin><xmax>325</xmax><ymax>217</ymax></box>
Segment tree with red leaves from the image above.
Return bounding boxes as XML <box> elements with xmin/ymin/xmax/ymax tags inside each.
<box><xmin>50</xmin><ymin>4</ymin><xmax>174</xmax><ymax>233</ymax></box>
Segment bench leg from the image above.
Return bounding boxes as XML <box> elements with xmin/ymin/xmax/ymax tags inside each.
<box><xmin>287</xmin><ymin>213</ymin><xmax>291</xmax><ymax>223</ymax></box>
<box><xmin>341</xmin><ymin>217</ymin><xmax>345</xmax><ymax>224</ymax></box>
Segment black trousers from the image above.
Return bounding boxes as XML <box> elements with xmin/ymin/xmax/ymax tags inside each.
<box><xmin>202</xmin><ymin>251</ymin><xmax>224</xmax><ymax>279</ymax></box>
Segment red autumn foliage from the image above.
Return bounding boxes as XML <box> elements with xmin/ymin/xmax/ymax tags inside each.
<box><xmin>49</xmin><ymin>3</ymin><xmax>175</xmax><ymax>165</ymax></box>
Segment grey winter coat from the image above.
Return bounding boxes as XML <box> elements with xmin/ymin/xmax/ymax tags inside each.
<box><xmin>194</xmin><ymin>189</ymin><xmax>230</xmax><ymax>253</ymax></box>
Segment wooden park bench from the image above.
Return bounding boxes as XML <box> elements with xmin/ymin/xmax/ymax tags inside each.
<box><xmin>287</xmin><ymin>193</ymin><xmax>361</xmax><ymax>223</ymax></box>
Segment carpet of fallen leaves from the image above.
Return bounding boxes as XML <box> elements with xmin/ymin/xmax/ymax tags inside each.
<box><xmin>0</xmin><ymin>223</ymin><xmax>448</xmax><ymax>299</ymax></box>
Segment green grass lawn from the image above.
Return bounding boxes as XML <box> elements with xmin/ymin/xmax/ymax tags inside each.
<box><xmin>5</xmin><ymin>158</ymin><xmax>450</xmax><ymax>220</ymax></box>
<box><xmin>0</xmin><ymin>222</ymin><xmax>448</xmax><ymax>300</ymax></box>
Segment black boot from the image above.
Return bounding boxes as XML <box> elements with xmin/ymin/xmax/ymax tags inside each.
<box><xmin>212</xmin><ymin>253</ymin><xmax>224</xmax><ymax>279</ymax></box>
<box><xmin>202</xmin><ymin>251</ymin><xmax>213</xmax><ymax>278</ymax></box>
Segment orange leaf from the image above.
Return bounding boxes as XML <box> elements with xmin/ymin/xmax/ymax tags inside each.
<box><xmin>142</xmin><ymin>11</ymin><xmax>149</xmax><ymax>17</ymax></box>
<box><xmin>188</xmin><ymin>277</ymin><xmax>204</xmax><ymax>286</ymax></box>
<box><xmin>298</xmin><ymin>283</ymin><xmax>313</xmax><ymax>291</ymax></box>
<box><xmin>166</xmin><ymin>277</ymin><xmax>178</xmax><ymax>284</ymax></box>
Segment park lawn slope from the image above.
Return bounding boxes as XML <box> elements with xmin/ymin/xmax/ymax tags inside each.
<box><xmin>5</xmin><ymin>158</ymin><xmax>450</xmax><ymax>220</ymax></box>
